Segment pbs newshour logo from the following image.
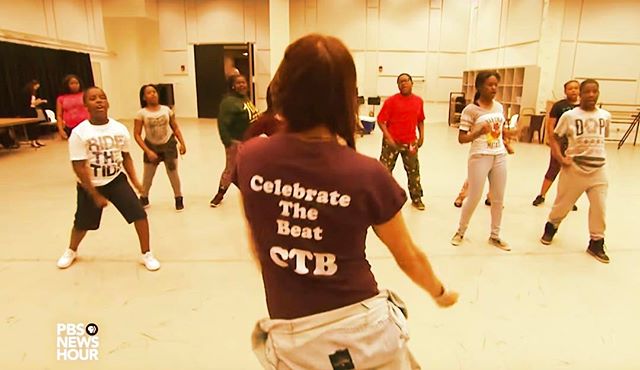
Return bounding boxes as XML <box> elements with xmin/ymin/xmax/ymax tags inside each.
<box><xmin>56</xmin><ymin>322</ymin><xmax>100</xmax><ymax>361</ymax></box>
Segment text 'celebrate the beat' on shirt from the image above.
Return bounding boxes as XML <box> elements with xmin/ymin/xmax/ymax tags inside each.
<box><xmin>233</xmin><ymin>134</ymin><xmax>407</xmax><ymax>319</ymax></box>
<box><xmin>249</xmin><ymin>174</ymin><xmax>353</xmax><ymax>273</ymax></box>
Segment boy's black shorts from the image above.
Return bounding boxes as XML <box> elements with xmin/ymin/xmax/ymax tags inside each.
<box><xmin>74</xmin><ymin>172</ymin><xmax>146</xmax><ymax>230</ymax></box>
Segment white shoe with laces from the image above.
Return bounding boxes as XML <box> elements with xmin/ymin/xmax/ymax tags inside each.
<box><xmin>57</xmin><ymin>249</ymin><xmax>77</xmax><ymax>269</ymax></box>
<box><xmin>142</xmin><ymin>251</ymin><xmax>161</xmax><ymax>271</ymax></box>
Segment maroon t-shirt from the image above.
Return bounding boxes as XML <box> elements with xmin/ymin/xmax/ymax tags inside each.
<box><xmin>233</xmin><ymin>133</ymin><xmax>407</xmax><ymax>319</ymax></box>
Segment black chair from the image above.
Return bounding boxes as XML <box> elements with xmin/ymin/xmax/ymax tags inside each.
<box><xmin>528</xmin><ymin>114</ymin><xmax>545</xmax><ymax>143</ymax></box>
<box><xmin>357</xmin><ymin>96</ymin><xmax>365</xmax><ymax>105</ymax></box>
<box><xmin>367</xmin><ymin>96</ymin><xmax>381</xmax><ymax>116</ymax></box>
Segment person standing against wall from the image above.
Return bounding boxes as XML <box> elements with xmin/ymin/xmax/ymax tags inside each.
<box><xmin>540</xmin><ymin>79</ymin><xmax>611</xmax><ymax>264</ymax></box>
<box><xmin>377</xmin><ymin>73</ymin><xmax>426</xmax><ymax>210</ymax></box>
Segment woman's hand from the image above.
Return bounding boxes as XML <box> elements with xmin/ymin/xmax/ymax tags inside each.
<box><xmin>434</xmin><ymin>289</ymin><xmax>459</xmax><ymax>308</ymax></box>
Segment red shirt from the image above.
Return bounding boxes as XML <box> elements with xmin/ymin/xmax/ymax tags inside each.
<box><xmin>57</xmin><ymin>93</ymin><xmax>89</xmax><ymax>129</ymax></box>
<box><xmin>377</xmin><ymin>93</ymin><xmax>425</xmax><ymax>144</ymax></box>
<box><xmin>233</xmin><ymin>134</ymin><xmax>407</xmax><ymax>319</ymax></box>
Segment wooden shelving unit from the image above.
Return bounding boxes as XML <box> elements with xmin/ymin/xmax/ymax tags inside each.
<box><xmin>462</xmin><ymin>65</ymin><xmax>541</xmax><ymax>118</ymax></box>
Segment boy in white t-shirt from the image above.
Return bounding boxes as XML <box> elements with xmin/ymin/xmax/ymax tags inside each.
<box><xmin>56</xmin><ymin>87</ymin><xmax>161</xmax><ymax>271</ymax></box>
<box><xmin>540</xmin><ymin>79</ymin><xmax>611</xmax><ymax>263</ymax></box>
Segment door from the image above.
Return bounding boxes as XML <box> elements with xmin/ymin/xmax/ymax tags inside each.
<box><xmin>194</xmin><ymin>44</ymin><xmax>225</xmax><ymax>118</ymax></box>
<box><xmin>194</xmin><ymin>43</ymin><xmax>256</xmax><ymax>119</ymax></box>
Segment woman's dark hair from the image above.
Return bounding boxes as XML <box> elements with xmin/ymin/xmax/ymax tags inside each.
<box><xmin>563</xmin><ymin>79</ymin><xmax>579</xmax><ymax>89</ymax></box>
<box><xmin>473</xmin><ymin>70</ymin><xmax>501</xmax><ymax>104</ymax></box>
<box><xmin>139</xmin><ymin>84</ymin><xmax>158</xmax><ymax>108</ymax></box>
<box><xmin>580</xmin><ymin>79</ymin><xmax>599</xmax><ymax>92</ymax></box>
<box><xmin>227</xmin><ymin>74</ymin><xmax>248</xmax><ymax>93</ymax></box>
<box><xmin>397</xmin><ymin>73</ymin><xmax>412</xmax><ymax>83</ymax></box>
<box><xmin>271</xmin><ymin>34</ymin><xmax>357</xmax><ymax>149</ymax></box>
<box><xmin>62</xmin><ymin>74</ymin><xmax>82</xmax><ymax>94</ymax></box>
<box><xmin>24</xmin><ymin>79</ymin><xmax>40</xmax><ymax>95</ymax></box>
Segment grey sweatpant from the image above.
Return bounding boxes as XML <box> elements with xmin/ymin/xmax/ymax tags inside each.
<box><xmin>548</xmin><ymin>164</ymin><xmax>607</xmax><ymax>240</ymax></box>
<box><xmin>457</xmin><ymin>153</ymin><xmax>507</xmax><ymax>238</ymax></box>
<box><xmin>142</xmin><ymin>160</ymin><xmax>182</xmax><ymax>197</ymax></box>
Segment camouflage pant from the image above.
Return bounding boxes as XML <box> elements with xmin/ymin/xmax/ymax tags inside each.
<box><xmin>379</xmin><ymin>139</ymin><xmax>423</xmax><ymax>202</ymax></box>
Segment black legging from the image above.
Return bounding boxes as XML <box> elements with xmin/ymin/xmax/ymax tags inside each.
<box><xmin>23</xmin><ymin>107</ymin><xmax>42</xmax><ymax>140</ymax></box>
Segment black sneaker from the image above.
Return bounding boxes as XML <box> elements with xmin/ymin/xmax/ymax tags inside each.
<box><xmin>484</xmin><ymin>198</ymin><xmax>491</xmax><ymax>206</ymax></box>
<box><xmin>210</xmin><ymin>193</ymin><xmax>224</xmax><ymax>208</ymax></box>
<box><xmin>540</xmin><ymin>222</ymin><xmax>557</xmax><ymax>245</ymax></box>
<box><xmin>532</xmin><ymin>195</ymin><xmax>545</xmax><ymax>206</ymax></box>
<box><xmin>175</xmin><ymin>196</ymin><xmax>184</xmax><ymax>212</ymax></box>
<box><xmin>572</xmin><ymin>204</ymin><xmax>578</xmax><ymax>211</ymax></box>
<box><xmin>140</xmin><ymin>196</ymin><xmax>150</xmax><ymax>208</ymax></box>
<box><xmin>587</xmin><ymin>239</ymin><xmax>610</xmax><ymax>264</ymax></box>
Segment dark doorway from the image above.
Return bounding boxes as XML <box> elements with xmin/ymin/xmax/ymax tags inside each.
<box><xmin>194</xmin><ymin>44</ymin><xmax>224</xmax><ymax>119</ymax></box>
<box><xmin>194</xmin><ymin>43</ymin><xmax>254</xmax><ymax>119</ymax></box>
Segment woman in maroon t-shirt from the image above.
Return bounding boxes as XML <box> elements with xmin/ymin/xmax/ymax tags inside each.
<box><xmin>234</xmin><ymin>34</ymin><xmax>458</xmax><ymax>370</ymax></box>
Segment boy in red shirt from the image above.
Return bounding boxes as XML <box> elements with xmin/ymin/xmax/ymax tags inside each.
<box><xmin>378</xmin><ymin>73</ymin><xmax>426</xmax><ymax>210</ymax></box>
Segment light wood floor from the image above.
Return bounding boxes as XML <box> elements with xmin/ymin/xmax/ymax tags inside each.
<box><xmin>1</xmin><ymin>118</ymin><xmax>639</xmax><ymax>370</ymax></box>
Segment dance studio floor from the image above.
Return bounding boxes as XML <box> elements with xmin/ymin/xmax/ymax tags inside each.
<box><xmin>1</xmin><ymin>118</ymin><xmax>639</xmax><ymax>370</ymax></box>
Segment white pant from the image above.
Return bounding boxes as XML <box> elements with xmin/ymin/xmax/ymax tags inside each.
<box><xmin>457</xmin><ymin>153</ymin><xmax>507</xmax><ymax>238</ymax></box>
<box><xmin>251</xmin><ymin>290</ymin><xmax>421</xmax><ymax>370</ymax></box>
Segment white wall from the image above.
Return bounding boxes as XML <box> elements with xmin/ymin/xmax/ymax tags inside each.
<box><xmin>3</xmin><ymin>0</ymin><xmax>637</xmax><ymax>121</ymax></box>
<box><xmin>467</xmin><ymin>0</ymin><xmax>542</xmax><ymax>69</ymax></box>
<box><xmin>156</xmin><ymin>0</ymin><xmax>271</xmax><ymax>118</ymax></box>
<box><xmin>102</xmin><ymin>0</ymin><xmax>157</xmax><ymax>19</ymax></box>
<box><xmin>100</xmin><ymin>17</ymin><xmax>161</xmax><ymax>119</ymax></box>
<box><xmin>466</xmin><ymin>0</ymin><xmax>640</xmax><ymax>111</ymax></box>
<box><xmin>0</xmin><ymin>0</ymin><xmax>152</xmax><ymax>119</ymax></box>
<box><xmin>556</xmin><ymin>0</ymin><xmax>640</xmax><ymax>106</ymax></box>
<box><xmin>0</xmin><ymin>0</ymin><xmax>106</xmax><ymax>51</ymax></box>
<box><xmin>290</xmin><ymin>0</ymin><xmax>471</xmax><ymax>122</ymax></box>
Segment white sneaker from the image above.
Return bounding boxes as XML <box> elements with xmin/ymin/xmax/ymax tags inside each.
<box><xmin>57</xmin><ymin>249</ymin><xmax>77</xmax><ymax>269</ymax></box>
<box><xmin>489</xmin><ymin>237</ymin><xmax>511</xmax><ymax>251</ymax></box>
<box><xmin>142</xmin><ymin>251</ymin><xmax>160</xmax><ymax>271</ymax></box>
<box><xmin>451</xmin><ymin>232</ymin><xmax>464</xmax><ymax>246</ymax></box>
